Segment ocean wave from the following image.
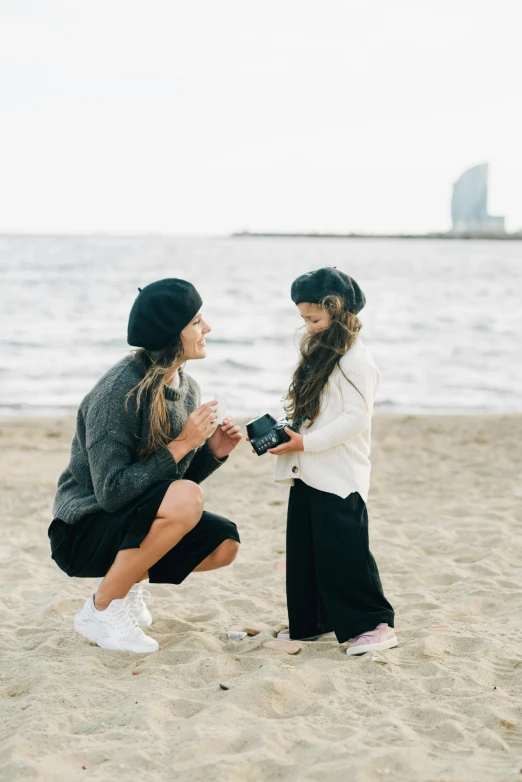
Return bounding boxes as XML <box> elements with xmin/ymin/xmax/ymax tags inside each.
<box><xmin>220</xmin><ymin>359</ymin><xmax>263</xmax><ymax>372</ymax></box>
<box><xmin>206</xmin><ymin>338</ymin><xmax>255</xmax><ymax>346</ymax></box>
<box><xmin>1</xmin><ymin>235</ymin><xmax>521</xmax><ymax>415</ymax></box>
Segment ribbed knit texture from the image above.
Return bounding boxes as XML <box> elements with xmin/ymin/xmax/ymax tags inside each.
<box><xmin>274</xmin><ymin>338</ymin><xmax>380</xmax><ymax>501</ymax></box>
<box><xmin>53</xmin><ymin>354</ymin><xmax>225</xmax><ymax>524</ymax></box>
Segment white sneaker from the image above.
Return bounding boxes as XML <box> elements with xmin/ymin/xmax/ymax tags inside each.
<box><xmin>126</xmin><ymin>583</ymin><xmax>153</xmax><ymax>627</ymax></box>
<box><xmin>74</xmin><ymin>595</ymin><xmax>159</xmax><ymax>653</ymax></box>
<box><xmin>96</xmin><ymin>578</ymin><xmax>153</xmax><ymax>627</ymax></box>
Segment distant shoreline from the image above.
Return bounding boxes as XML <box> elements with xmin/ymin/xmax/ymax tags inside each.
<box><xmin>1</xmin><ymin>231</ymin><xmax>520</xmax><ymax>241</ymax></box>
<box><xmin>231</xmin><ymin>231</ymin><xmax>522</xmax><ymax>241</ymax></box>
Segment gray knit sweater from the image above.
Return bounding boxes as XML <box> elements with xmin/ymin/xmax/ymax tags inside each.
<box><xmin>53</xmin><ymin>354</ymin><xmax>226</xmax><ymax>524</ymax></box>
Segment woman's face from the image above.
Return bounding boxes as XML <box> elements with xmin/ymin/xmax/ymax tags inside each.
<box><xmin>298</xmin><ymin>302</ymin><xmax>332</xmax><ymax>334</ymax></box>
<box><xmin>180</xmin><ymin>310</ymin><xmax>211</xmax><ymax>361</ymax></box>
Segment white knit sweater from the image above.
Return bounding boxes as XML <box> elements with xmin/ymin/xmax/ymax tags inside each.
<box><xmin>274</xmin><ymin>337</ymin><xmax>380</xmax><ymax>501</ymax></box>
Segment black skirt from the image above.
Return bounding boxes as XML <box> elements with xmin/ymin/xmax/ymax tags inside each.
<box><xmin>286</xmin><ymin>479</ymin><xmax>394</xmax><ymax>644</ymax></box>
<box><xmin>48</xmin><ymin>479</ymin><xmax>240</xmax><ymax>585</ymax></box>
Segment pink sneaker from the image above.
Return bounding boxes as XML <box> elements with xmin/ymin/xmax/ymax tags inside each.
<box><xmin>346</xmin><ymin>623</ymin><xmax>398</xmax><ymax>656</ymax></box>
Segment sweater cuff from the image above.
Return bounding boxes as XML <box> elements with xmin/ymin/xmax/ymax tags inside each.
<box><xmin>302</xmin><ymin>433</ymin><xmax>323</xmax><ymax>453</ymax></box>
<box><xmin>153</xmin><ymin>446</ymin><xmax>180</xmax><ymax>477</ymax></box>
<box><xmin>207</xmin><ymin>444</ymin><xmax>229</xmax><ymax>465</ymax></box>
<box><xmin>184</xmin><ymin>441</ymin><xmax>228</xmax><ymax>484</ymax></box>
<box><xmin>201</xmin><ymin>441</ymin><xmax>229</xmax><ymax>469</ymax></box>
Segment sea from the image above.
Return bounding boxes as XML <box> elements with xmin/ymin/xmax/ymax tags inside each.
<box><xmin>0</xmin><ymin>235</ymin><xmax>520</xmax><ymax>419</ymax></box>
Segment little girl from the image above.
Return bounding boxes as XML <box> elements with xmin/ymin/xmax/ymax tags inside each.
<box><xmin>269</xmin><ymin>267</ymin><xmax>397</xmax><ymax>656</ymax></box>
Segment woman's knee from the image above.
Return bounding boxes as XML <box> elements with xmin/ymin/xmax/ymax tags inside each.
<box><xmin>211</xmin><ymin>539</ymin><xmax>240</xmax><ymax>568</ymax></box>
<box><xmin>156</xmin><ymin>480</ymin><xmax>204</xmax><ymax>532</ymax></box>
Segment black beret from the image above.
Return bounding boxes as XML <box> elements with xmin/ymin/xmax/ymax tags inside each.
<box><xmin>291</xmin><ymin>267</ymin><xmax>365</xmax><ymax>314</ymax></box>
<box><xmin>127</xmin><ymin>278</ymin><xmax>203</xmax><ymax>351</ymax></box>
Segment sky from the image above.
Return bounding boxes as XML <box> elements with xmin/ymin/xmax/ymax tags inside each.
<box><xmin>1</xmin><ymin>0</ymin><xmax>521</xmax><ymax>235</ymax></box>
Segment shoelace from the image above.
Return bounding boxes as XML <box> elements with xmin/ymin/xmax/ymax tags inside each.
<box><xmin>108</xmin><ymin>602</ymin><xmax>141</xmax><ymax>634</ymax></box>
<box><xmin>126</xmin><ymin>585</ymin><xmax>151</xmax><ymax>614</ymax></box>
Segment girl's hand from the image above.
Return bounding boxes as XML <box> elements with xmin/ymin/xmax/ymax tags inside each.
<box><xmin>268</xmin><ymin>428</ymin><xmax>304</xmax><ymax>455</ymax></box>
<box><xmin>208</xmin><ymin>417</ymin><xmax>243</xmax><ymax>459</ymax></box>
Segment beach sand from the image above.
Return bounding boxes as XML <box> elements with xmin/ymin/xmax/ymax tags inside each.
<box><xmin>1</xmin><ymin>414</ymin><xmax>522</xmax><ymax>782</ymax></box>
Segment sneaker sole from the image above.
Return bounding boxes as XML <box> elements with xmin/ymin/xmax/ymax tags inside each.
<box><xmin>346</xmin><ymin>636</ymin><xmax>399</xmax><ymax>656</ymax></box>
<box><xmin>276</xmin><ymin>632</ymin><xmax>330</xmax><ymax>641</ymax></box>
<box><xmin>74</xmin><ymin>613</ymin><xmax>159</xmax><ymax>653</ymax></box>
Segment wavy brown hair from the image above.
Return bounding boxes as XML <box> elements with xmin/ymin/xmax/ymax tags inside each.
<box><xmin>126</xmin><ymin>338</ymin><xmax>185</xmax><ymax>460</ymax></box>
<box><xmin>284</xmin><ymin>294</ymin><xmax>364</xmax><ymax>425</ymax></box>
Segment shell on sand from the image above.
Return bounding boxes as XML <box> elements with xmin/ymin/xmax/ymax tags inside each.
<box><xmin>227</xmin><ymin>631</ymin><xmax>248</xmax><ymax>640</ymax></box>
<box><xmin>263</xmin><ymin>640</ymin><xmax>302</xmax><ymax>655</ymax></box>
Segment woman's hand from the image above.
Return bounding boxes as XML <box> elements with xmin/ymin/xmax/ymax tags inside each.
<box><xmin>208</xmin><ymin>418</ymin><xmax>243</xmax><ymax>460</ymax></box>
<box><xmin>267</xmin><ymin>428</ymin><xmax>304</xmax><ymax>455</ymax></box>
<box><xmin>168</xmin><ymin>401</ymin><xmax>219</xmax><ymax>462</ymax></box>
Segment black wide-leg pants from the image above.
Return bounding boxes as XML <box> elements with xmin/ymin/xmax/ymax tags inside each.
<box><xmin>286</xmin><ymin>479</ymin><xmax>394</xmax><ymax>644</ymax></box>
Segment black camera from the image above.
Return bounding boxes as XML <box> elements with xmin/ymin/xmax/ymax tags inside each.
<box><xmin>246</xmin><ymin>414</ymin><xmax>303</xmax><ymax>456</ymax></box>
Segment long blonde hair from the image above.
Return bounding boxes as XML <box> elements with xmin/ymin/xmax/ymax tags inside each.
<box><xmin>284</xmin><ymin>294</ymin><xmax>364</xmax><ymax>425</ymax></box>
<box><xmin>126</xmin><ymin>338</ymin><xmax>184</xmax><ymax>459</ymax></box>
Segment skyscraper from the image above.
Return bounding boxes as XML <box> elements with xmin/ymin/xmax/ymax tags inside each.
<box><xmin>451</xmin><ymin>163</ymin><xmax>505</xmax><ymax>234</ymax></box>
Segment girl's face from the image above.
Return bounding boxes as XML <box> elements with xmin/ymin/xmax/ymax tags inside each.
<box><xmin>180</xmin><ymin>311</ymin><xmax>211</xmax><ymax>361</ymax></box>
<box><xmin>298</xmin><ymin>302</ymin><xmax>332</xmax><ymax>334</ymax></box>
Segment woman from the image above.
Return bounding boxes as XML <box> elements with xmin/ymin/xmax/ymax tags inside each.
<box><xmin>48</xmin><ymin>278</ymin><xmax>242</xmax><ymax>653</ymax></box>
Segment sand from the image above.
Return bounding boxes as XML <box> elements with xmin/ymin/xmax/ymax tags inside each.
<box><xmin>1</xmin><ymin>414</ymin><xmax>522</xmax><ymax>782</ymax></box>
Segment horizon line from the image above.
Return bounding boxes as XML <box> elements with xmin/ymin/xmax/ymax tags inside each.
<box><xmin>1</xmin><ymin>230</ymin><xmax>521</xmax><ymax>241</ymax></box>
